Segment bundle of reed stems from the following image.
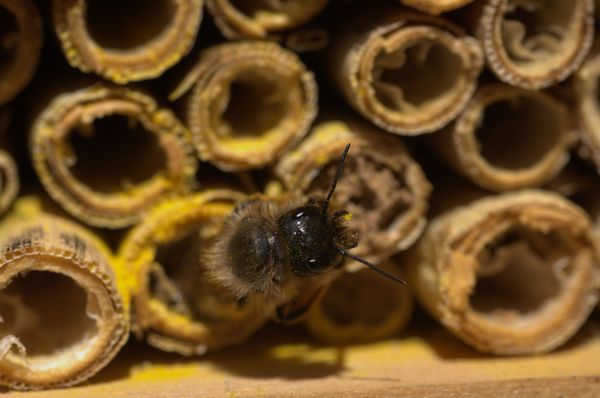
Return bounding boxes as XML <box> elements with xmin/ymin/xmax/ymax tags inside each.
<box><xmin>0</xmin><ymin>0</ymin><xmax>599</xmax><ymax>392</ymax></box>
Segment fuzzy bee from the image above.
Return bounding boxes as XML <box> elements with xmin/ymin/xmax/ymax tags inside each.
<box><xmin>204</xmin><ymin>144</ymin><xmax>404</xmax><ymax>322</ymax></box>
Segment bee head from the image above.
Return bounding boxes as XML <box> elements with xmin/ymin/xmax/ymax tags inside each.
<box><xmin>278</xmin><ymin>144</ymin><xmax>406</xmax><ymax>284</ymax></box>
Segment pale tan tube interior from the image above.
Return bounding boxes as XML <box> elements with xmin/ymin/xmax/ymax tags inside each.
<box><xmin>178</xmin><ymin>42</ymin><xmax>317</xmax><ymax>171</ymax></box>
<box><xmin>53</xmin><ymin>0</ymin><xmax>203</xmax><ymax>83</ymax></box>
<box><xmin>0</xmin><ymin>0</ymin><xmax>42</xmax><ymax>105</ymax></box>
<box><xmin>413</xmin><ymin>192</ymin><xmax>600</xmax><ymax>355</ymax></box>
<box><xmin>207</xmin><ymin>0</ymin><xmax>329</xmax><ymax>39</ymax></box>
<box><xmin>472</xmin><ymin>227</ymin><xmax>575</xmax><ymax>317</ymax></box>
<box><xmin>0</xmin><ymin>271</ymin><xmax>98</xmax><ymax>358</ymax></box>
<box><xmin>339</xmin><ymin>18</ymin><xmax>483</xmax><ymax>135</ymax></box>
<box><xmin>31</xmin><ymin>86</ymin><xmax>197</xmax><ymax>228</ymax></box>
<box><xmin>440</xmin><ymin>85</ymin><xmax>573</xmax><ymax>191</ymax></box>
<box><xmin>480</xmin><ymin>0</ymin><xmax>593</xmax><ymax>88</ymax></box>
<box><xmin>0</xmin><ymin>215</ymin><xmax>128</xmax><ymax>390</ymax></box>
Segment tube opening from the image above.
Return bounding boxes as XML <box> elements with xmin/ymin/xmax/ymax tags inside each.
<box><xmin>218</xmin><ymin>69</ymin><xmax>291</xmax><ymax>138</ymax></box>
<box><xmin>308</xmin><ymin>153</ymin><xmax>412</xmax><ymax>249</ymax></box>
<box><xmin>67</xmin><ymin>114</ymin><xmax>167</xmax><ymax>193</ymax></box>
<box><xmin>502</xmin><ymin>0</ymin><xmax>575</xmax><ymax>63</ymax></box>
<box><xmin>476</xmin><ymin>96</ymin><xmax>564</xmax><ymax>170</ymax></box>
<box><xmin>471</xmin><ymin>226</ymin><xmax>576</xmax><ymax>318</ymax></box>
<box><xmin>0</xmin><ymin>5</ymin><xmax>18</xmax><ymax>76</ymax></box>
<box><xmin>85</xmin><ymin>0</ymin><xmax>176</xmax><ymax>50</ymax></box>
<box><xmin>322</xmin><ymin>271</ymin><xmax>398</xmax><ymax>327</ymax></box>
<box><xmin>0</xmin><ymin>271</ymin><xmax>99</xmax><ymax>357</ymax></box>
<box><xmin>373</xmin><ymin>40</ymin><xmax>463</xmax><ymax>111</ymax></box>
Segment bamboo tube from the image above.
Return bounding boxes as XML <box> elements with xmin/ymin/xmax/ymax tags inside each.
<box><xmin>0</xmin><ymin>0</ymin><xmax>42</xmax><ymax>105</ymax></box>
<box><xmin>171</xmin><ymin>41</ymin><xmax>317</xmax><ymax>171</ymax></box>
<box><xmin>410</xmin><ymin>190</ymin><xmax>600</xmax><ymax>355</ymax></box>
<box><xmin>325</xmin><ymin>7</ymin><xmax>483</xmax><ymax>135</ymax></box>
<box><xmin>0</xmin><ymin>197</ymin><xmax>129</xmax><ymax>390</ymax></box>
<box><xmin>275</xmin><ymin>118</ymin><xmax>432</xmax><ymax>264</ymax></box>
<box><xmin>30</xmin><ymin>84</ymin><xmax>197</xmax><ymax>229</ymax></box>
<box><xmin>476</xmin><ymin>0</ymin><xmax>594</xmax><ymax>89</ymax></box>
<box><xmin>304</xmin><ymin>261</ymin><xmax>413</xmax><ymax>344</ymax></box>
<box><xmin>206</xmin><ymin>0</ymin><xmax>329</xmax><ymax>39</ymax></box>
<box><xmin>52</xmin><ymin>0</ymin><xmax>203</xmax><ymax>84</ymax></box>
<box><xmin>399</xmin><ymin>0</ymin><xmax>475</xmax><ymax>15</ymax></box>
<box><xmin>429</xmin><ymin>84</ymin><xmax>575</xmax><ymax>192</ymax></box>
<box><xmin>119</xmin><ymin>190</ymin><xmax>273</xmax><ymax>356</ymax></box>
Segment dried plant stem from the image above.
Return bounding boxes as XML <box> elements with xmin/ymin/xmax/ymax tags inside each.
<box><xmin>275</xmin><ymin>117</ymin><xmax>431</xmax><ymax>264</ymax></box>
<box><xmin>429</xmin><ymin>84</ymin><xmax>575</xmax><ymax>191</ymax></box>
<box><xmin>30</xmin><ymin>84</ymin><xmax>197</xmax><ymax>229</ymax></box>
<box><xmin>118</xmin><ymin>190</ymin><xmax>271</xmax><ymax>356</ymax></box>
<box><xmin>304</xmin><ymin>261</ymin><xmax>413</xmax><ymax>344</ymax></box>
<box><xmin>477</xmin><ymin>0</ymin><xmax>594</xmax><ymax>89</ymax></box>
<box><xmin>326</xmin><ymin>7</ymin><xmax>483</xmax><ymax>135</ymax></box>
<box><xmin>172</xmin><ymin>41</ymin><xmax>317</xmax><ymax>171</ymax></box>
<box><xmin>0</xmin><ymin>198</ymin><xmax>129</xmax><ymax>390</ymax></box>
<box><xmin>0</xmin><ymin>0</ymin><xmax>42</xmax><ymax>105</ymax></box>
<box><xmin>410</xmin><ymin>190</ymin><xmax>600</xmax><ymax>355</ymax></box>
<box><xmin>52</xmin><ymin>0</ymin><xmax>203</xmax><ymax>83</ymax></box>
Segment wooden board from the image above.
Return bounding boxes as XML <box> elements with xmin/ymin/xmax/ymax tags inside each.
<box><xmin>5</xmin><ymin>313</ymin><xmax>600</xmax><ymax>397</ymax></box>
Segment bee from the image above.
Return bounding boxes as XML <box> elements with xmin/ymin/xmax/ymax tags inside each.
<box><xmin>204</xmin><ymin>144</ymin><xmax>405</xmax><ymax>322</ymax></box>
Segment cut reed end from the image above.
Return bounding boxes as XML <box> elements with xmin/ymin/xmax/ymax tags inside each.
<box><xmin>431</xmin><ymin>84</ymin><xmax>574</xmax><ymax>191</ymax></box>
<box><xmin>575</xmin><ymin>50</ymin><xmax>600</xmax><ymax>171</ymax></box>
<box><xmin>0</xmin><ymin>0</ymin><xmax>42</xmax><ymax>105</ymax></box>
<box><xmin>332</xmin><ymin>11</ymin><xmax>484</xmax><ymax>135</ymax></box>
<box><xmin>0</xmin><ymin>215</ymin><xmax>128</xmax><ymax>390</ymax></box>
<box><xmin>52</xmin><ymin>0</ymin><xmax>203</xmax><ymax>83</ymax></box>
<box><xmin>177</xmin><ymin>41</ymin><xmax>317</xmax><ymax>171</ymax></box>
<box><xmin>0</xmin><ymin>150</ymin><xmax>18</xmax><ymax>216</ymax></box>
<box><xmin>275</xmin><ymin>119</ymin><xmax>431</xmax><ymax>264</ymax></box>
<box><xmin>305</xmin><ymin>261</ymin><xmax>413</xmax><ymax>344</ymax></box>
<box><xmin>30</xmin><ymin>85</ymin><xmax>197</xmax><ymax>229</ymax></box>
<box><xmin>119</xmin><ymin>191</ymin><xmax>270</xmax><ymax>356</ymax></box>
<box><xmin>478</xmin><ymin>0</ymin><xmax>594</xmax><ymax>89</ymax></box>
<box><xmin>412</xmin><ymin>191</ymin><xmax>600</xmax><ymax>355</ymax></box>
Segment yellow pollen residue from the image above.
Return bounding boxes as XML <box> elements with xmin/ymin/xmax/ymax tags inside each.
<box><xmin>129</xmin><ymin>363</ymin><xmax>204</xmax><ymax>382</ymax></box>
<box><xmin>343</xmin><ymin>212</ymin><xmax>353</xmax><ymax>221</ymax></box>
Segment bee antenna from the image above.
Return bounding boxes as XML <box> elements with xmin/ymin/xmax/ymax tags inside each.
<box><xmin>324</xmin><ymin>143</ymin><xmax>351</xmax><ymax>215</ymax></box>
<box><xmin>334</xmin><ymin>244</ymin><xmax>407</xmax><ymax>285</ymax></box>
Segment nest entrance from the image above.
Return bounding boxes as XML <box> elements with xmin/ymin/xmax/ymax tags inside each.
<box><xmin>309</xmin><ymin>153</ymin><xmax>412</xmax><ymax>252</ymax></box>
<box><xmin>322</xmin><ymin>271</ymin><xmax>398</xmax><ymax>327</ymax></box>
<box><xmin>218</xmin><ymin>68</ymin><xmax>291</xmax><ymax>138</ymax></box>
<box><xmin>85</xmin><ymin>0</ymin><xmax>176</xmax><ymax>50</ymax></box>
<box><xmin>502</xmin><ymin>0</ymin><xmax>575</xmax><ymax>63</ymax></box>
<box><xmin>373</xmin><ymin>40</ymin><xmax>462</xmax><ymax>112</ymax></box>
<box><xmin>476</xmin><ymin>96</ymin><xmax>564</xmax><ymax>170</ymax></box>
<box><xmin>67</xmin><ymin>114</ymin><xmax>167</xmax><ymax>193</ymax></box>
<box><xmin>471</xmin><ymin>226</ymin><xmax>575</xmax><ymax>318</ymax></box>
<box><xmin>0</xmin><ymin>271</ymin><xmax>99</xmax><ymax>357</ymax></box>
